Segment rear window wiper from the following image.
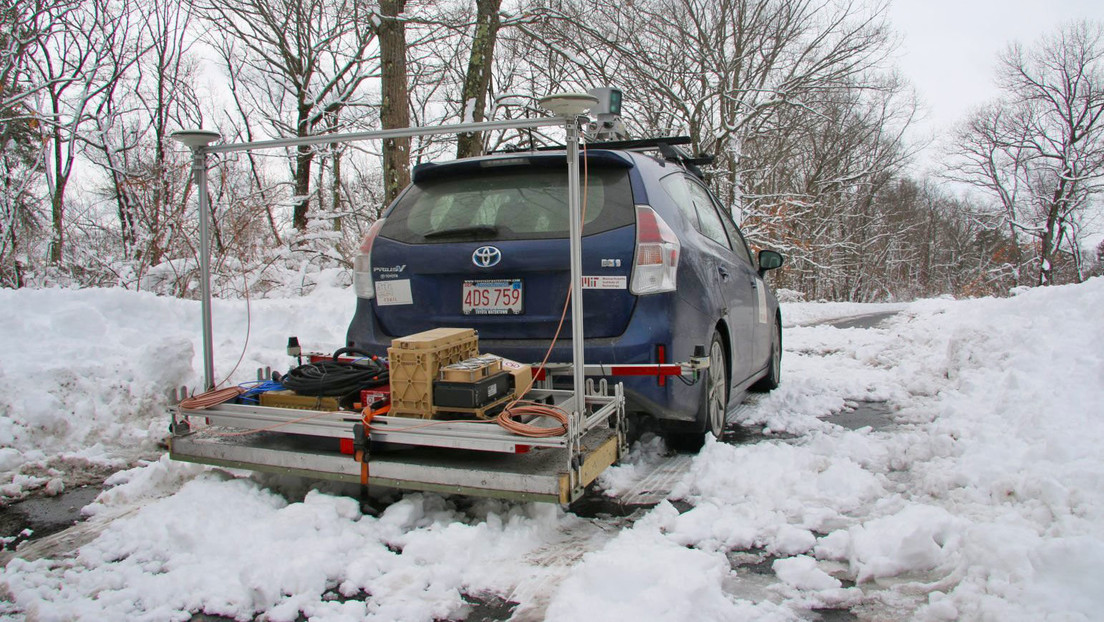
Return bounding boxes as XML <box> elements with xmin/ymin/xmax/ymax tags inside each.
<box><xmin>423</xmin><ymin>225</ymin><xmax>499</xmax><ymax>239</ymax></box>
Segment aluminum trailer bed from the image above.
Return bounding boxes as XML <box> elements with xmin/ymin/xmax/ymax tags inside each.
<box><xmin>170</xmin><ymin>386</ymin><xmax>626</xmax><ymax>504</ymax></box>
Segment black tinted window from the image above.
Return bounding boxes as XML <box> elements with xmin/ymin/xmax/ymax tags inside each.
<box><xmin>720</xmin><ymin>211</ymin><xmax>753</xmax><ymax>266</ymax></box>
<box><xmin>381</xmin><ymin>167</ymin><xmax>634</xmax><ymax>243</ymax></box>
<box><xmin>686</xmin><ymin>181</ymin><xmax>731</xmax><ymax>250</ymax></box>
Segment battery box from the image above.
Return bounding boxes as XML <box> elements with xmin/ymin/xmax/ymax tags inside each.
<box><xmin>433</xmin><ymin>371</ymin><xmax>512</xmax><ymax>410</ymax></box>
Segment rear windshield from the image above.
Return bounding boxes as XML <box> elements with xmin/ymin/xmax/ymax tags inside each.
<box><xmin>380</xmin><ymin>166</ymin><xmax>635</xmax><ymax>243</ymax></box>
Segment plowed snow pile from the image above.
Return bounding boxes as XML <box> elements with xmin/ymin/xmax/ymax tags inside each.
<box><xmin>1</xmin><ymin>277</ymin><xmax>1101</xmax><ymax>621</ymax></box>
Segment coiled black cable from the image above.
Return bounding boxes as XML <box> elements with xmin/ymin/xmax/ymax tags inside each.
<box><xmin>276</xmin><ymin>348</ymin><xmax>389</xmax><ymax>397</ymax></box>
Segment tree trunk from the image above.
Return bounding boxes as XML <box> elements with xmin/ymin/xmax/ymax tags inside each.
<box><xmin>379</xmin><ymin>0</ymin><xmax>410</xmax><ymax>205</ymax></box>
<box><xmin>47</xmin><ymin>122</ymin><xmax>69</xmax><ymax>265</ymax></box>
<box><xmin>329</xmin><ymin>106</ymin><xmax>343</xmax><ymax>232</ymax></box>
<box><xmin>293</xmin><ymin>102</ymin><xmax>313</xmax><ymax>230</ymax></box>
<box><xmin>456</xmin><ymin>0</ymin><xmax>502</xmax><ymax>159</ymax></box>
<box><xmin>49</xmin><ymin>191</ymin><xmax>64</xmax><ymax>265</ymax></box>
<box><xmin>1038</xmin><ymin>176</ymin><xmax>1069</xmax><ymax>286</ymax></box>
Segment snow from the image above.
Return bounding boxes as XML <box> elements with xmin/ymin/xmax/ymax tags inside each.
<box><xmin>772</xmin><ymin>555</ymin><xmax>842</xmax><ymax>591</ymax></box>
<box><xmin>2</xmin><ymin>277</ymin><xmax>1103</xmax><ymax>620</ymax></box>
<box><xmin>0</xmin><ymin>276</ymin><xmax>354</xmax><ymax>501</ymax></box>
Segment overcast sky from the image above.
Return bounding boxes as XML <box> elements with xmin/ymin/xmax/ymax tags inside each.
<box><xmin>889</xmin><ymin>0</ymin><xmax>1104</xmax><ymax>167</ymax></box>
<box><xmin>889</xmin><ymin>0</ymin><xmax>1104</xmax><ymax>244</ymax></box>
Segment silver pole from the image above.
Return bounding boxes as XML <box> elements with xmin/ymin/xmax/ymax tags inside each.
<box><xmin>192</xmin><ymin>149</ymin><xmax>216</xmax><ymax>389</ymax></box>
<box><xmin>204</xmin><ymin>117</ymin><xmax>559</xmax><ymax>155</ymax></box>
<box><xmin>565</xmin><ymin>119</ymin><xmax>586</xmax><ymax>418</ymax></box>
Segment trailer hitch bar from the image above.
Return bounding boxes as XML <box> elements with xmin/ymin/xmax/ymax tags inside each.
<box><xmin>534</xmin><ymin>356</ymin><xmax>709</xmax><ymax>381</ymax></box>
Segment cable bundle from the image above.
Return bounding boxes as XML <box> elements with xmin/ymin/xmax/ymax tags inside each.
<box><xmin>180</xmin><ymin>386</ymin><xmax>246</xmax><ymax>409</ymax></box>
<box><xmin>277</xmin><ymin>347</ymin><xmax>389</xmax><ymax>397</ymax></box>
<box><xmin>496</xmin><ymin>401</ymin><xmax>569</xmax><ymax>437</ymax></box>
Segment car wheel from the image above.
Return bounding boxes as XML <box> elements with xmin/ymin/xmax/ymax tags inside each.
<box><xmin>704</xmin><ymin>331</ymin><xmax>729</xmax><ymax>439</ymax></box>
<box><xmin>752</xmin><ymin>319</ymin><xmax>781</xmax><ymax>392</ymax></box>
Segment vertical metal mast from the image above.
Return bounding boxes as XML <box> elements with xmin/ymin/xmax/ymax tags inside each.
<box><xmin>194</xmin><ymin>152</ymin><xmax>215</xmax><ymax>389</ymax></box>
<box><xmin>564</xmin><ymin>118</ymin><xmax>587</xmax><ymax>418</ymax></box>
<box><xmin>171</xmin><ymin>130</ymin><xmax>222</xmax><ymax>390</ymax></box>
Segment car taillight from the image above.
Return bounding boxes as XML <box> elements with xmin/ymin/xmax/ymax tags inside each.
<box><xmin>631</xmin><ymin>206</ymin><xmax>679</xmax><ymax>294</ymax></box>
<box><xmin>354</xmin><ymin>219</ymin><xmax>386</xmax><ymax>299</ymax></box>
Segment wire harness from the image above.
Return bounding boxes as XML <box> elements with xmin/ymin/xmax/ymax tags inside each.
<box><xmin>276</xmin><ymin>347</ymin><xmax>389</xmax><ymax>398</ymax></box>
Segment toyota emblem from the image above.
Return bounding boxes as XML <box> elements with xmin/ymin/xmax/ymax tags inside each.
<box><xmin>472</xmin><ymin>246</ymin><xmax>502</xmax><ymax>267</ymax></box>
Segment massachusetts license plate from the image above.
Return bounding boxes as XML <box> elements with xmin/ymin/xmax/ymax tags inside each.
<box><xmin>462</xmin><ymin>279</ymin><xmax>523</xmax><ymax>315</ymax></box>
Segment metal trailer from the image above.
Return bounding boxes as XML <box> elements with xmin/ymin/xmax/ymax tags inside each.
<box><xmin>167</xmin><ymin>96</ymin><xmax>707</xmax><ymax>504</ymax></box>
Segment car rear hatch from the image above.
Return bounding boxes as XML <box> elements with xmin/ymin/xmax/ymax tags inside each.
<box><xmin>369</xmin><ymin>151</ymin><xmax>638</xmax><ymax>340</ymax></box>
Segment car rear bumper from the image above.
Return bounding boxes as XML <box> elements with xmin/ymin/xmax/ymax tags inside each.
<box><xmin>346</xmin><ymin>294</ymin><xmax>712</xmax><ymax>423</ymax></box>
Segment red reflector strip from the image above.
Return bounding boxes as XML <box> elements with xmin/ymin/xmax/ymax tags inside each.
<box><xmin>532</xmin><ymin>364</ymin><xmax>684</xmax><ymax>380</ymax></box>
<box><xmin>514</xmin><ymin>445</ymin><xmax>531</xmax><ymax>454</ymax></box>
<box><xmin>657</xmin><ymin>344</ymin><xmax>667</xmax><ymax>387</ymax></box>
<box><xmin>309</xmin><ymin>354</ymin><xmax>367</xmax><ymax>364</ymax></box>
<box><xmin>609</xmin><ymin>365</ymin><xmax>683</xmax><ymax>376</ymax></box>
<box><xmin>339</xmin><ymin>438</ymin><xmax>355</xmax><ymax>455</ymax></box>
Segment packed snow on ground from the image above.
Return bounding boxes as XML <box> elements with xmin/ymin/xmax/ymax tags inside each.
<box><xmin>1</xmin><ymin>277</ymin><xmax>1102</xmax><ymax>621</ymax></box>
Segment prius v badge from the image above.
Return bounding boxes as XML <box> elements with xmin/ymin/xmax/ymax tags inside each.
<box><xmin>472</xmin><ymin>246</ymin><xmax>502</xmax><ymax>267</ymax></box>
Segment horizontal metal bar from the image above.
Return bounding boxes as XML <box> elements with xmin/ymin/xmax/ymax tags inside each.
<box><xmin>203</xmin><ymin>117</ymin><xmax>562</xmax><ymax>155</ymax></box>
<box><xmin>369</xmin><ymin>417</ymin><xmax>567</xmax><ymax>450</ymax></box>
<box><xmin>177</xmin><ymin>388</ymin><xmax>622</xmax><ymax>453</ymax></box>
<box><xmin>180</xmin><ymin>404</ymin><xmax>358</xmax><ymax>438</ymax></box>
<box><xmin>584</xmin><ymin>398</ymin><xmax>621</xmax><ymax>430</ymax></box>
<box><xmin>536</xmin><ymin>360</ymin><xmax>709</xmax><ymax>380</ymax></box>
<box><xmin>170</xmin><ymin>426</ymin><xmax>622</xmax><ymax>503</ymax></box>
<box><xmin>170</xmin><ymin>434</ymin><xmax>568</xmax><ymax>498</ymax></box>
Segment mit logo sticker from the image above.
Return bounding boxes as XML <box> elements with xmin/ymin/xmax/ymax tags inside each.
<box><xmin>581</xmin><ymin>276</ymin><xmax>627</xmax><ymax>290</ymax></box>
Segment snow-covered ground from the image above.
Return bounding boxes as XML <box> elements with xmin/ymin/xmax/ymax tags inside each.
<box><xmin>1</xmin><ymin>277</ymin><xmax>1102</xmax><ymax>621</ymax></box>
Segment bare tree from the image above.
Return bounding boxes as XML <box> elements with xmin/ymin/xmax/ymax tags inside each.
<box><xmin>528</xmin><ymin>0</ymin><xmax>896</xmax><ymax>204</ymax></box>
<box><xmin>196</xmin><ymin>0</ymin><xmax>379</xmax><ymax>230</ymax></box>
<box><xmin>379</xmin><ymin>0</ymin><xmax>411</xmax><ymax>204</ymax></box>
<box><xmin>0</xmin><ymin>0</ymin><xmax>63</xmax><ymax>285</ymax></box>
<box><xmin>30</xmin><ymin>0</ymin><xmax>144</xmax><ymax>265</ymax></box>
<box><xmin>0</xmin><ymin>0</ymin><xmax>77</xmax><ymax>128</ymax></box>
<box><xmin>82</xmin><ymin>0</ymin><xmax>203</xmax><ymax>278</ymax></box>
<box><xmin>456</xmin><ymin>0</ymin><xmax>503</xmax><ymax>158</ymax></box>
<box><xmin>949</xmin><ymin>20</ymin><xmax>1104</xmax><ymax>286</ymax></box>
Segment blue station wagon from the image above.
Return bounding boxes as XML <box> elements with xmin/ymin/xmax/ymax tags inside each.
<box><xmin>347</xmin><ymin>141</ymin><xmax>784</xmax><ymax>447</ymax></box>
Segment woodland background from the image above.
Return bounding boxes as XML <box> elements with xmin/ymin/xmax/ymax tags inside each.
<box><xmin>2</xmin><ymin>0</ymin><xmax>1103</xmax><ymax>302</ymax></box>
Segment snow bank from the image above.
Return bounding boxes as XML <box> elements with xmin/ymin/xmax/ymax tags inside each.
<box><xmin>0</xmin><ymin>281</ymin><xmax>355</xmax><ymax>500</ymax></box>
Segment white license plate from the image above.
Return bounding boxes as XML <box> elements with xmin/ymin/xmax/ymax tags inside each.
<box><xmin>462</xmin><ymin>279</ymin><xmax>523</xmax><ymax>315</ymax></box>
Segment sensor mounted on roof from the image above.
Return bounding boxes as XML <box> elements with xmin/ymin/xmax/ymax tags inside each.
<box><xmin>587</xmin><ymin>87</ymin><xmax>622</xmax><ymax>117</ymax></box>
<box><xmin>170</xmin><ymin>129</ymin><xmax>221</xmax><ymax>150</ymax></box>
<box><xmin>538</xmin><ymin>92</ymin><xmax>599</xmax><ymax>117</ymax></box>
<box><xmin>586</xmin><ymin>87</ymin><xmax>629</xmax><ymax>141</ymax></box>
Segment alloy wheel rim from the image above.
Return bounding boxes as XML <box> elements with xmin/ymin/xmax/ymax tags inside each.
<box><xmin>772</xmin><ymin>328</ymin><xmax>781</xmax><ymax>378</ymax></box>
<box><xmin>709</xmin><ymin>340</ymin><xmax>726</xmax><ymax>437</ymax></box>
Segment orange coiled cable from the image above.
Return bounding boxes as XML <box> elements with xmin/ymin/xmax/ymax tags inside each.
<box><xmin>496</xmin><ymin>401</ymin><xmax>569</xmax><ymax>437</ymax></box>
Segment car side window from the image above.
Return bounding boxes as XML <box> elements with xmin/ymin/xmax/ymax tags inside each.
<box><xmin>659</xmin><ymin>173</ymin><xmax>700</xmax><ymax>231</ymax></box>
<box><xmin>685</xmin><ymin>180</ymin><xmax>731</xmax><ymax>250</ymax></box>
<box><xmin>716</xmin><ymin>204</ymin><xmax>754</xmax><ymax>267</ymax></box>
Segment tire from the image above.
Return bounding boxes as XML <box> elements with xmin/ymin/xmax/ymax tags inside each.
<box><xmin>751</xmin><ymin>319</ymin><xmax>781</xmax><ymax>392</ymax></box>
<box><xmin>703</xmin><ymin>331</ymin><xmax>729</xmax><ymax>440</ymax></box>
<box><xmin>665</xmin><ymin>330</ymin><xmax>728</xmax><ymax>453</ymax></box>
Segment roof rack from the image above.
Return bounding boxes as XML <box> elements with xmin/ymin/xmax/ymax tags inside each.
<box><xmin>500</xmin><ymin>135</ymin><xmax>715</xmax><ymax>179</ymax></box>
